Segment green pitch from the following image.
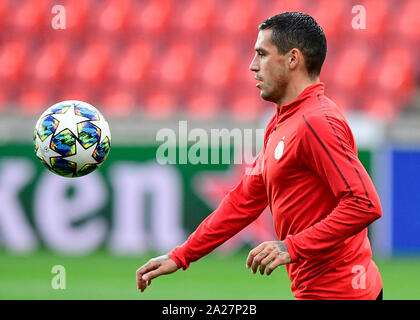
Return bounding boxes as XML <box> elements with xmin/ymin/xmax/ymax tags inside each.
<box><xmin>0</xmin><ymin>250</ymin><xmax>419</xmax><ymax>300</ymax></box>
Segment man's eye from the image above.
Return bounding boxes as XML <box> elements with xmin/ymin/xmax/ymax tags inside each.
<box><xmin>258</xmin><ymin>52</ymin><xmax>264</xmax><ymax>57</ymax></box>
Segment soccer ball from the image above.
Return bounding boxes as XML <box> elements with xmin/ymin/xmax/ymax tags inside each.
<box><xmin>34</xmin><ymin>100</ymin><xmax>111</xmax><ymax>178</ymax></box>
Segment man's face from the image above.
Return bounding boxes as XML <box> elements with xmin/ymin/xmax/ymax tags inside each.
<box><xmin>249</xmin><ymin>29</ymin><xmax>289</xmax><ymax>104</ymax></box>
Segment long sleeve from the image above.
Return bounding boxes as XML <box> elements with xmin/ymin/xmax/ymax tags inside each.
<box><xmin>169</xmin><ymin>154</ymin><xmax>268</xmax><ymax>270</ymax></box>
<box><xmin>284</xmin><ymin>111</ymin><xmax>382</xmax><ymax>263</ymax></box>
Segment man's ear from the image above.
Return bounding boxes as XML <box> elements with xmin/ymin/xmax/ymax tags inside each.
<box><xmin>288</xmin><ymin>48</ymin><xmax>301</xmax><ymax>70</ymax></box>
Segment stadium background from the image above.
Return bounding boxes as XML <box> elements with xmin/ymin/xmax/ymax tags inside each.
<box><xmin>0</xmin><ymin>0</ymin><xmax>420</xmax><ymax>299</ymax></box>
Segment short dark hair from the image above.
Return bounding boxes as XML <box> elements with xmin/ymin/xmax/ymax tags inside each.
<box><xmin>259</xmin><ymin>12</ymin><xmax>327</xmax><ymax>77</ymax></box>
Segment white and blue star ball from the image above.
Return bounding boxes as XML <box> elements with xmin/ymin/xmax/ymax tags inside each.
<box><xmin>33</xmin><ymin>100</ymin><xmax>111</xmax><ymax>177</ymax></box>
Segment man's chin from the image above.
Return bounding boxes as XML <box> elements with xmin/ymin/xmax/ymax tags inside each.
<box><xmin>260</xmin><ymin>90</ymin><xmax>275</xmax><ymax>103</ymax></box>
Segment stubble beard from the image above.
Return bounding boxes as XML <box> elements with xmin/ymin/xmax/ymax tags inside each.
<box><xmin>260</xmin><ymin>79</ymin><xmax>287</xmax><ymax>105</ymax></box>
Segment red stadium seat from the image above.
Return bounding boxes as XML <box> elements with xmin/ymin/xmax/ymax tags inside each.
<box><xmin>17</xmin><ymin>85</ymin><xmax>51</xmax><ymax>115</ymax></box>
<box><xmin>73</xmin><ymin>41</ymin><xmax>112</xmax><ymax>86</ymax></box>
<box><xmin>157</xmin><ymin>42</ymin><xmax>196</xmax><ymax>91</ymax></box>
<box><xmin>214</xmin><ymin>0</ymin><xmax>259</xmax><ymax>38</ymax></box>
<box><xmin>185</xmin><ymin>91</ymin><xmax>220</xmax><ymax>120</ymax></box>
<box><xmin>0</xmin><ymin>40</ymin><xmax>27</xmax><ymax>84</ymax></box>
<box><xmin>200</xmin><ymin>42</ymin><xmax>238</xmax><ymax>91</ymax></box>
<box><xmin>64</xmin><ymin>0</ymin><xmax>95</xmax><ymax>36</ymax></box>
<box><xmin>270</xmin><ymin>0</ymin><xmax>306</xmax><ymax>13</ymax></box>
<box><xmin>395</xmin><ymin>0</ymin><xmax>420</xmax><ymax>41</ymax></box>
<box><xmin>326</xmin><ymin>89</ymin><xmax>353</xmax><ymax>115</ymax></box>
<box><xmin>363</xmin><ymin>95</ymin><xmax>397</xmax><ymax>123</ymax></box>
<box><xmin>32</xmin><ymin>40</ymin><xmax>70</xmax><ymax>84</ymax></box>
<box><xmin>310</xmin><ymin>0</ymin><xmax>347</xmax><ymax>40</ymax></box>
<box><xmin>101</xmin><ymin>88</ymin><xmax>136</xmax><ymax>118</ymax></box>
<box><xmin>97</xmin><ymin>0</ymin><xmax>132</xmax><ymax>35</ymax></box>
<box><xmin>347</xmin><ymin>0</ymin><xmax>390</xmax><ymax>40</ymax></box>
<box><xmin>143</xmin><ymin>90</ymin><xmax>177</xmax><ymax>119</ymax></box>
<box><xmin>0</xmin><ymin>0</ymin><xmax>10</xmax><ymax>30</ymax></box>
<box><xmin>130</xmin><ymin>0</ymin><xmax>174</xmax><ymax>38</ymax></box>
<box><xmin>114</xmin><ymin>42</ymin><xmax>154</xmax><ymax>87</ymax></box>
<box><xmin>332</xmin><ymin>44</ymin><xmax>370</xmax><ymax>92</ymax></box>
<box><xmin>56</xmin><ymin>85</ymin><xmax>92</xmax><ymax>105</ymax></box>
<box><xmin>12</xmin><ymin>0</ymin><xmax>49</xmax><ymax>33</ymax></box>
<box><xmin>177</xmin><ymin>0</ymin><xmax>216</xmax><ymax>35</ymax></box>
<box><xmin>230</xmin><ymin>91</ymin><xmax>262</xmax><ymax>122</ymax></box>
<box><xmin>377</xmin><ymin>47</ymin><xmax>414</xmax><ymax>98</ymax></box>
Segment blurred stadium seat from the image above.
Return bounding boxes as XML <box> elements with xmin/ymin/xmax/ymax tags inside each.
<box><xmin>32</xmin><ymin>40</ymin><xmax>70</xmax><ymax>84</ymax></box>
<box><xmin>57</xmin><ymin>84</ymin><xmax>93</xmax><ymax>106</ymax></box>
<box><xmin>130</xmin><ymin>0</ymin><xmax>174</xmax><ymax>39</ymax></box>
<box><xmin>177</xmin><ymin>0</ymin><xmax>216</xmax><ymax>36</ymax></box>
<box><xmin>143</xmin><ymin>89</ymin><xmax>177</xmax><ymax>119</ymax></box>
<box><xmin>201</xmin><ymin>42</ymin><xmax>238</xmax><ymax>92</ymax></box>
<box><xmin>114</xmin><ymin>41</ymin><xmax>154</xmax><ymax>88</ymax></box>
<box><xmin>354</xmin><ymin>0</ymin><xmax>390</xmax><ymax>40</ymax></box>
<box><xmin>186</xmin><ymin>91</ymin><xmax>220</xmax><ymax>120</ymax></box>
<box><xmin>1</xmin><ymin>0</ymin><xmax>418</xmax><ymax>123</ymax></box>
<box><xmin>332</xmin><ymin>43</ymin><xmax>371</xmax><ymax>92</ymax></box>
<box><xmin>310</xmin><ymin>0</ymin><xmax>348</xmax><ymax>41</ymax></box>
<box><xmin>101</xmin><ymin>87</ymin><xmax>136</xmax><ymax>118</ymax></box>
<box><xmin>73</xmin><ymin>40</ymin><xmax>112</xmax><ymax>86</ymax></box>
<box><xmin>0</xmin><ymin>39</ymin><xmax>28</xmax><ymax>87</ymax></box>
<box><xmin>10</xmin><ymin>0</ymin><xmax>50</xmax><ymax>35</ymax></box>
<box><xmin>214</xmin><ymin>0</ymin><xmax>259</xmax><ymax>38</ymax></box>
<box><xmin>62</xmin><ymin>0</ymin><xmax>93</xmax><ymax>37</ymax></box>
<box><xmin>230</xmin><ymin>91</ymin><xmax>262</xmax><ymax>122</ymax></box>
<box><xmin>96</xmin><ymin>0</ymin><xmax>132</xmax><ymax>35</ymax></box>
<box><xmin>363</xmin><ymin>95</ymin><xmax>397</xmax><ymax>123</ymax></box>
<box><xmin>377</xmin><ymin>47</ymin><xmax>414</xmax><ymax>96</ymax></box>
<box><xmin>156</xmin><ymin>41</ymin><xmax>196</xmax><ymax>92</ymax></box>
<box><xmin>17</xmin><ymin>83</ymin><xmax>51</xmax><ymax>115</ymax></box>
<box><xmin>395</xmin><ymin>0</ymin><xmax>420</xmax><ymax>42</ymax></box>
<box><xmin>270</xmin><ymin>0</ymin><xmax>307</xmax><ymax>14</ymax></box>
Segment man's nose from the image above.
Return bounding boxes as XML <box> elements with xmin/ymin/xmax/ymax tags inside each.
<box><xmin>249</xmin><ymin>54</ymin><xmax>259</xmax><ymax>72</ymax></box>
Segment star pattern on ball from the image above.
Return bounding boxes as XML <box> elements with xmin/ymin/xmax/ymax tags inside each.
<box><xmin>90</xmin><ymin>119</ymin><xmax>110</xmax><ymax>143</ymax></box>
<box><xmin>64</xmin><ymin>138</ymin><xmax>99</xmax><ymax>173</ymax></box>
<box><xmin>35</xmin><ymin>132</ymin><xmax>62</xmax><ymax>167</ymax></box>
<box><xmin>51</xmin><ymin>104</ymin><xmax>90</xmax><ymax>137</ymax></box>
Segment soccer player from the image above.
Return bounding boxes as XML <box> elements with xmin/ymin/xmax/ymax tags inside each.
<box><xmin>136</xmin><ymin>12</ymin><xmax>383</xmax><ymax>300</ymax></box>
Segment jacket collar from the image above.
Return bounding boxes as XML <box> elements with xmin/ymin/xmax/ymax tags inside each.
<box><xmin>276</xmin><ymin>82</ymin><xmax>325</xmax><ymax>122</ymax></box>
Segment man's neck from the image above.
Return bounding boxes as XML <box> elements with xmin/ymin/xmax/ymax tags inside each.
<box><xmin>277</xmin><ymin>76</ymin><xmax>320</xmax><ymax>109</ymax></box>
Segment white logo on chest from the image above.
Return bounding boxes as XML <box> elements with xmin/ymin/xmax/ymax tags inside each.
<box><xmin>274</xmin><ymin>137</ymin><xmax>285</xmax><ymax>160</ymax></box>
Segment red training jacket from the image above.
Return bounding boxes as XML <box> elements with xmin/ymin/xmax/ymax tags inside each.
<box><xmin>169</xmin><ymin>83</ymin><xmax>383</xmax><ymax>300</ymax></box>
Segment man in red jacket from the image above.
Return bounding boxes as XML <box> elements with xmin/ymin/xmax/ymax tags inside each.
<box><xmin>136</xmin><ymin>12</ymin><xmax>383</xmax><ymax>300</ymax></box>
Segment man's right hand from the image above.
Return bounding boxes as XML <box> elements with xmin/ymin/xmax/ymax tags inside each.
<box><xmin>136</xmin><ymin>255</ymin><xmax>179</xmax><ymax>293</ymax></box>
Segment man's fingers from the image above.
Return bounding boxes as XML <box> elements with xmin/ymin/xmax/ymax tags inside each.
<box><xmin>259</xmin><ymin>252</ymin><xmax>277</xmax><ymax>275</ymax></box>
<box><xmin>137</xmin><ymin>261</ymin><xmax>160</xmax><ymax>277</ymax></box>
<box><xmin>266</xmin><ymin>257</ymin><xmax>284</xmax><ymax>276</ymax></box>
<box><xmin>246</xmin><ymin>251</ymin><xmax>256</xmax><ymax>269</ymax></box>
<box><xmin>137</xmin><ymin>276</ymin><xmax>146</xmax><ymax>292</ymax></box>
<box><xmin>136</xmin><ymin>255</ymin><xmax>180</xmax><ymax>293</ymax></box>
<box><xmin>251</xmin><ymin>250</ymin><xmax>269</xmax><ymax>274</ymax></box>
<box><xmin>142</xmin><ymin>269</ymin><xmax>162</xmax><ymax>282</ymax></box>
<box><xmin>246</xmin><ymin>243</ymin><xmax>266</xmax><ymax>268</ymax></box>
<box><xmin>246</xmin><ymin>241</ymin><xmax>290</xmax><ymax>277</ymax></box>
<box><xmin>137</xmin><ymin>272</ymin><xmax>148</xmax><ymax>292</ymax></box>
<box><xmin>136</xmin><ymin>260</ymin><xmax>161</xmax><ymax>292</ymax></box>
<box><xmin>137</xmin><ymin>272</ymin><xmax>156</xmax><ymax>292</ymax></box>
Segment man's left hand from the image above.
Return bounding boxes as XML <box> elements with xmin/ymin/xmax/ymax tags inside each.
<box><xmin>246</xmin><ymin>241</ymin><xmax>291</xmax><ymax>275</ymax></box>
